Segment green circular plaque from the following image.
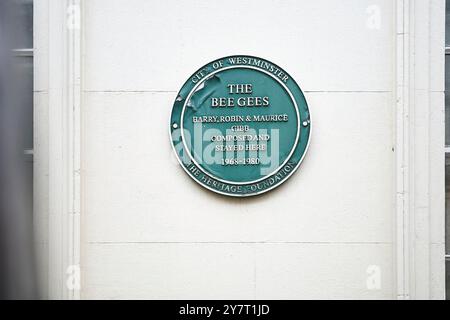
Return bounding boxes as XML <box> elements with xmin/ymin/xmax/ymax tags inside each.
<box><xmin>170</xmin><ymin>56</ymin><xmax>311</xmax><ymax>197</ymax></box>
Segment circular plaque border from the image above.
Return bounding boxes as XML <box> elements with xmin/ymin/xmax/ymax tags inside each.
<box><xmin>169</xmin><ymin>55</ymin><xmax>311</xmax><ymax>197</ymax></box>
<box><xmin>180</xmin><ymin>66</ymin><xmax>301</xmax><ymax>185</ymax></box>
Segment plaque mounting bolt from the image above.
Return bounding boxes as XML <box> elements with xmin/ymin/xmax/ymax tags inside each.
<box><xmin>302</xmin><ymin>120</ymin><xmax>310</xmax><ymax>127</ymax></box>
<box><xmin>172</xmin><ymin>123</ymin><xmax>179</xmax><ymax>129</ymax></box>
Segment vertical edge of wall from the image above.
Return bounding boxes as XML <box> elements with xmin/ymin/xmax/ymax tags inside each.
<box><xmin>395</xmin><ymin>0</ymin><xmax>409</xmax><ymax>300</ymax></box>
<box><xmin>395</xmin><ymin>0</ymin><xmax>446</xmax><ymax>300</ymax></box>
<box><xmin>428</xmin><ymin>0</ymin><xmax>446</xmax><ymax>300</ymax></box>
<box><xmin>33</xmin><ymin>0</ymin><xmax>49</xmax><ymax>300</ymax></box>
<box><xmin>40</xmin><ymin>0</ymin><xmax>82</xmax><ymax>300</ymax></box>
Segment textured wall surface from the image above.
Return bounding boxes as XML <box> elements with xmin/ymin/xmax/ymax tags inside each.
<box><xmin>81</xmin><ymin>0</ymin><xmax>395</xmax><ymax>299</ymax></box>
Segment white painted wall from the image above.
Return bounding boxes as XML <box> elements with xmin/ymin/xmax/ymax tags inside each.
<box><xmin>34</xmin><ymin>0</ymin><xmax>445</xmax><ymax>299</ymax></box>
<box><xmin>81</xmin><ymin>0</ymin><xmax>394</xmax><ymax>299</ymax></box>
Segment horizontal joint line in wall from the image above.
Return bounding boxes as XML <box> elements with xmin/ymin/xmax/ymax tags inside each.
<box><xmin>304</xmin><ymin>91</ymin><xmax>391</xmax><ymax>93</ymax></box>
<box><xmin>87</xmin><ymin>241</ymin><xmax>392</xmax><ymax>245</ymax></box>
<box><xmin>83</xmin><ymin>90</ymin><xmax>178</xmax><ymax>93</ymax></box>
<box><xmin>82</xmin><ymin>90</ymin><xmax>392</xmax><ymax>94</ymax></box>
